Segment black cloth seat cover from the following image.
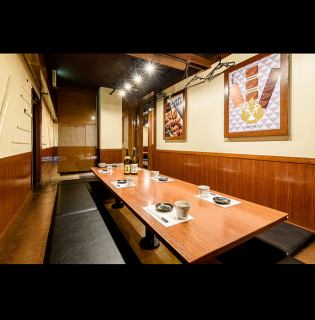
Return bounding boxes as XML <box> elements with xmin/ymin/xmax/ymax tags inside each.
<box><xmin>49</xmin><ymin>210</ymin><xmax>125</xmax><ymax>264</ymax></box>
<box><xmin>79</xmin><ymin>172</ymin><xmax>100</xmax><ymax>182</ymax></box>
<box><xmin>217</xmin><ymin>238</ymin><xmax>286</xmax><ymax>264</ymax></box>
<box><xmin>255</xmin><ymin>222</ymin><xmax>314</xmax><ymax>256</ymax></box>
<box><xmin>56</xmin><ymin>182</ymin><xmax>97</xmax><ymax>217</ymax></box>
<box><xmin>277</xmin><ymin>256</ymin><xmax>305</xmax><ymax>264</ymax></box>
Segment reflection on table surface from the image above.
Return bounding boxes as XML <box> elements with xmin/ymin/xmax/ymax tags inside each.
<box><xmin>91</xmin><ymin>166</ymin><xmax>288</xmax><ymax>264</ymax></box>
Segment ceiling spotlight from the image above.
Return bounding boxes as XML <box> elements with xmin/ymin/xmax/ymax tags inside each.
<box><xmin>124</xmin><ymin>82</ymin><xmax>132</xmax><ymax>91</ymax></box>
<box><xmin>91</xmin><ymin>116</ymin><xmax>96</xmax><ymax>120</ymax></box>
<box><xmin>145</xmin><ymin>62</ymin><xmax>155</xmax><ymax>74</ymax></box>
<box><xmin>119</xmin><ymin>89</ymin><xmax>126</xmax><ymax>97</ymax></box>
<box><xmin>133</xmin><ymin>74</ymin><xmax>142</xmax><ymax>84</ymax></box>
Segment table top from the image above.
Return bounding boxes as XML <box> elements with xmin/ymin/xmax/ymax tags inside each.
<box><xmin>91</xmin><ymin>167</ymin><xmax>288</xmax><ymax>263</ymax></box>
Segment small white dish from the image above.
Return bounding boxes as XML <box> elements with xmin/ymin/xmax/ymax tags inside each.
<box><xmin>98</xmin><ymin>162</ymin><xmax>107</xmax><ymax>168</ymax></box>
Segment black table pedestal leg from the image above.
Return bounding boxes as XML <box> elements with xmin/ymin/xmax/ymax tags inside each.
<box><xmin>140</xmin><ymin>227</ymin><xmax>160</xmax><ymax>249</ymax></box>
<box><xmin>112</xmin><ymin>198</ymin><xmax>124</xmax><ymax>209</ymax></box>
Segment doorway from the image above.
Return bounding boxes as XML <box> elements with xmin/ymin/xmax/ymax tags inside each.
<box><xmin>142</xmin><ymin>91</ymin><xmax>156</xmax><ymax>170</ymax></box>
<box><xmin>31</xmin><ymin>89</ymin><xmax>41</xmax><ymax>187</ymax></box>
<box><xmin>143</xmin><ymin>113</ymin><xmax>149</xmax><ymax>168</ymax></box>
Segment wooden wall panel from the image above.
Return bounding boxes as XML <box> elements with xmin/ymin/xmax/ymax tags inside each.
<box><xmin>41</xmin><ymin>147</ymin><xmax>57</xmax><ymax>178</ymax></box>
<box><xmin>0</xmin><ymin>152</ymin><xmax>32</xmax><ymax>235</ymax></box>
<box><xmin>56</xmin><ymin>146</ymin><xmax>96</xmax><ymax>173</ymax></box>
<box><xmin>57</xmin><ymin>146</ymin><xmax>96</xmax><ymax>156</ymax></box>
<box><xmin>41</xmin><ymin>147</ymin><xmax>57</xmax><ymax>158</ymax></box>
<box><xmin>156</xmin><ymin>150</ymin><xmax>315</xmax><ymax>231</ymax></box>
<box><xmin>56</xmin><ymin>85</ymin><xmax>97</xmax><ymax>173</ymax></box>
<box><xmin>99</xmin><ymin>149</ymin><xmax>122</xmax><ymax>164</ymax></box>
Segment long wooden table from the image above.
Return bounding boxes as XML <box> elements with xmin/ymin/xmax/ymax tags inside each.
<box><xmin>91</xmin><ymin>167</ymin><xmax>288</xmax><ymax>263</ymax></box>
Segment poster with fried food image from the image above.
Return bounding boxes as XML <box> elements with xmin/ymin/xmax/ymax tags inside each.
<box><xmin>163</xmin><ymin>89</ymin><xmax>186</xmax><ymax>140</ymax></box>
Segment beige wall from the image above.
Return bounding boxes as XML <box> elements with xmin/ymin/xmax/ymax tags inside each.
<box><xmin>98</xmin><ymin>87</ymin><xmax>122</xmax><ymax>149</ymax></box>
<box><xmin>0</xmin><ymin>54</ymin><xmax>38</xmax><ymax>158</ymax></box>
<box><xmin>0</xmin><ymin>54</ymin><xmax>58</xmax><ymax>158</ymax></box>
<box><xmin>58</xmin><ymin>124</ymin><xmax>96</xmax><ymax>147</ymax></box>
<box><xmin>157</xmin><ymin>54</ymin><xmax>315</xmax><ymax>158</ymax></box>
<box><xmin>143</xmin><ymin>125</ymin><xmax>148</xmax><ymax>147</ymax></box>
<box><xmin>42</xmin><ymin>101</ymin><xmax>57</xmax><ymax>149</ymax></box>
<box><xmin>54</xmin><ymin>123</ymin><xmax>58</xmax><ymax>147</ymax></box>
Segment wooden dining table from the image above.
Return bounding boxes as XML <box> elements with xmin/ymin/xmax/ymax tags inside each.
<box><xmin>91</xmin><ymin>166</ymin><xmax>288</xmax><ymax>264</ymax></box>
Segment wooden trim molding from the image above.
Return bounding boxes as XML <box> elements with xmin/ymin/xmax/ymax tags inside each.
<box><xmin>57</xmin><ymin>146</ymin><xmax>96</xmax><ymax>154</ymax></box>
<box><xmin>156</xmin><ymin>149</ymin><xmax>315</xmax><ymax>231</ymax></box>
<box><xmin>41</xmin><ymin>147</ymin><xmax>57</xmax><ymax>157</ymax></box>
<box><xmin>99</xmin><ymin>149</ymin><xmax>122</xmax><ymax>163</ymax></box>
<box><xmin>157</xmin><ymin>149</ymin><xmax>315</xmax><ymax>165</ymax></box>
<box><xmin>0</xmin><ymin>152</ymin><xmax>32</xmax><ymax>165</ymax></box>
<box><xmin>0</xmin><ymin>152</ymin><xmax>32</xmax><ymax>235</ymax></box>
<box><xmin>57</xmin><ymin>146</ymin><xmax>97</xmax><ymax>173</ymax></box>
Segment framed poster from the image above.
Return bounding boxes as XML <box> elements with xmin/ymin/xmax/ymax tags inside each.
<box><xmin>224</xmin><ymin>53</ymin><xmax>289</xmax><ymax>138</ymax></box>
<box><xmin>163</xmin><ymin>88</ymin><xmax>186</xmax><ymax>140</ymax></box>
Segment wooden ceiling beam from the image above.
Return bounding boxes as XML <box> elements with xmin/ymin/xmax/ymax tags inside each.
<box><xmin>127</xmin><ymin>53</ymin><xmax>187</xmax><ymax>70</ymax></box>
<box><xmin>128</xmin><ymin>53</ymin><xmax>232</xmax><ymax>71</ymax></box>
<box><xmin>168</xmin><ymin>54</ymin><xmax>213</xmax><ymax>68</ymax></box>
<box><xmin>208</xmin><ymin>53</ymin><xmax>231</xmax><ymax>65</ymax></box>
<box><xmin>168</xmin><ymin>53</ymin><xmax>232</xmax><ymax>69</ymax></box>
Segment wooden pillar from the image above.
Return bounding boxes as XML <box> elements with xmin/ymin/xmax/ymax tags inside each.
<box><xmin>32</xmin><ymin>89</ymin><xmax>42</xmax><ymax>185</ymax></box>
<box><xmin>137</xmin><ymin>98</ymin><xmax>144</xmax><ymax>168</ymax></box>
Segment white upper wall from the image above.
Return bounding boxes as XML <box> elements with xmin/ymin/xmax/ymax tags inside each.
<box><xmin>42</xmin><ymin>100</ymin><xmax>57</xmax><ymax>149</ymax></box>
<box><xmin>157</xmin><ymin>54</ymin><xmax>315</xmax><ymax>158</ymax></box>
<box><xmin>98</xmin><ymin>87</ymin><xmax>122</xmax><ymax>149</ymax></box>
<box><xmin>0</xmin><ymin>54</ymin><xmax>57</xmax><ymax>157</ymax></box>
<box><xmin>0</xmin><ymin>54</ymin><xmax>37</xmax><ymax>158</ymax></box>
<box><xmin>143</xmin><ymin>125</ymin><xmax>148</xmax><ymax>147</ymax></box>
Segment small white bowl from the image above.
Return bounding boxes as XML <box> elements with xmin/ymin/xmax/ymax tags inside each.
<box><xmin>98</xmin><ymin>163</ymin><xmax>107</xmax><ymax>168</ymax></box>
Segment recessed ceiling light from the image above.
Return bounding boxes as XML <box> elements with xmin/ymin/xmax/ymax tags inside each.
<box><xmin>91</xmin><ymin>116</ymin><xmax>96</xmax><ymax>120</ymax></box>
<box><xmin>145</xmin><ymin>62</ymin><xmax>155</xmax><ymax>74</ymax></box>
<box><xmin>124</xmin><ymin>82</ymin><xmax>132</xmax><ymax>91</ymax></box>
<box><xmin>119</xmin><ymin>89</ymin><xmax>126</xmax><ymax>97</ymax></box>
<box><xmin>133</xmin><ymin>74</ymin><xmax>142</xmax><ymax>84</ymax></box>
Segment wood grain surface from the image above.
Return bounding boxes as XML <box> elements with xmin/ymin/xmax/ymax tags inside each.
<box><xmin>99</xmin><ymin>149</ymin><xmax>122</xmax><ymax>164</ymax></box>
<box><xmin>156</xmin><ymin>150</ymin><xmax>315</xmax><ymax>231</ymax></box>
<box><xmin>91</xmin><ymin>167</ymin><xmax>287</xmax><ymax>263</ymax></box>
<box><xmin>0</xmin><ymin>152</ymin><xmax>32</xmax><ymax>235</ymax></box>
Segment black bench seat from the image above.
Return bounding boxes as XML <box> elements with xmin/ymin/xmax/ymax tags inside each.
<box><xmin>47</xmin><ymin>179</ymin><xmax>125</xmax><ymax>264</ymax></box>
<box><xmin>277</xmin><ymin>256</ymin><xmax>305</xmax><ymax>264</ymax></box>
<box><xmin>56</xmin><ymin>182</ymin><xmax>97</xmax><ymax>217</ymax></box>
<box><xmin>49</xmin><ymin>210</ymin><xmax>125</xmax><ymax>264</ymax></box>
<box><xmin>255</xmin><ymin>222</ymin><xmax>315</xmax><ymax>256</ymax></box>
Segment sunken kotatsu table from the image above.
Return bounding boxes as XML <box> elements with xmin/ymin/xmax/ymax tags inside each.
<box><xmin>91</xmin><ymin>167</ymin><xmax>288</xmax><ymax>264</ymax></box>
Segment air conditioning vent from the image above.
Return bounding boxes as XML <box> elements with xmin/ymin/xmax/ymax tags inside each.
<box><xmin>52</xmin><ymin>70</ymin><xmax>57</xmax><ymax>88</ymax></box>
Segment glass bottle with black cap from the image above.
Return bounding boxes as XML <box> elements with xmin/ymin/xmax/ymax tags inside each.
<box><xmin>124</xmin><ymin>148</ymin><xmax>131</xmax><ymax>175</ymax></box>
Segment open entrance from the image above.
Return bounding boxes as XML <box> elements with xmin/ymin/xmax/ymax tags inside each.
<box><xmin>31</xmin><ymin>89</ymin><xmax>41</xmax><ymax>187</ymax></box>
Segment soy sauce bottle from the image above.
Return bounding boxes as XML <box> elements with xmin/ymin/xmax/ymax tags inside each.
<box><xmin>131</xmin><ymin>148</ymin><xmax>138</xmax><ymax>175</ymax></box>
<box><xmin>124</xmin><ymin>148</ymin><xmax>131</xmax><ymax>175</ymax></box>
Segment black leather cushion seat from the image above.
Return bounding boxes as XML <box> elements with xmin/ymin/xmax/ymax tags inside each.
<box><xmin>217</xmin><ymin>238</ymin><xmax>286</xmax><ymax>264</ymax></box>
<box><xmin>49</xmin><ymin>210</ymin><xmax>125</xmax><ymax>264</ymax></box>
<box><xmin>58</xmin><ymin>179</ymin><xmax>82</xmax><ymax>184</ymax></box>
<box><xmin>255</xmin><ymin>222</ymin><xmax>315</xmax><ymax>256</ymax></box>
<box><xmin>277</xmin><ymin>256</ymin><xmax>305</xmax><ymax>264</ymax></box>
<box><xmin>79</xmin><ymin>172</ymin><xmax>100</xmax><ymax>182</ymax></box>
<box><xmin>55</xmin><ymin>182</ymin><xmax>97</xmax><ymax>217</ymax></box>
